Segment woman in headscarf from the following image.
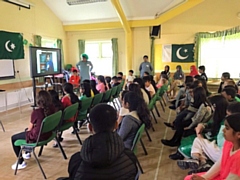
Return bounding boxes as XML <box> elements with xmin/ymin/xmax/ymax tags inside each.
<box><xmin>76</xmin><ymin>53</ymin><xmax>93</xmax><ymax>82</ymax></box>
<box><xmin>189</xmin><ymin>65</ymin><xmax>199</xmax><ymax>77</ymax></box>
<box><xmin>167</xmin><ymin>65</ymin><xmax>184</xmax><ymax>98</ymax></box>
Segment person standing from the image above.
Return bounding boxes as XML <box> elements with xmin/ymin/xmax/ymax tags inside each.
<box><xmin>139</xmin><ymin>55</ymin><xmax>153</xmax><ymax>77</ymax></box>
<box><xmin>76</xmin><ymin>54</ymin><xmax>93</xmax><ymax>82</ymax></box>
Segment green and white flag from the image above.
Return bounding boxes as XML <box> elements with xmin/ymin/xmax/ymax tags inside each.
<box><xmin>0</xmin><ymin>31</ymin><xmax>24</xmax><ymax>59</ymax></box>
<box><xmin>162</xmin><ymin>44</ymin><xmax>194</xmax><ymax>62</ymax></box>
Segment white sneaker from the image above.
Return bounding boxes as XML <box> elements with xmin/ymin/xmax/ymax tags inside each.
<box><xmin>22</xmin><ymin>153</ymin><xmax>31</xmax><ymax>160</ymax></box>
<box><xmin>11</xmin><ymin>161</ymin><xmax>27</xmax><ymax>170</ymax></box>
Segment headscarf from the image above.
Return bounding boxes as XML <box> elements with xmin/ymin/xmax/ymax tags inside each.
<box><xmin>82</xmin><ymin>53</ymin><xmax>89</xmax><ymax>60</ymax></box>
<box><xmin>225</xmin><ymin>113</ymin><xmax>240</xmax><ymax>132</ymax></box>
<box><xmin>189</xmin><ymin>65</ymin><xmax>199</xmax><ymax>77</ymax></box>
<box><xmin>173</xmin><ymin>65</ymin><xmax>184</xmax><ymax>80</ymax></box>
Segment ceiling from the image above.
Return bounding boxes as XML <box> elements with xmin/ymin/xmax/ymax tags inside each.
<box><xmin>43</xmin><ymin>0</ymin><xmax>186</xmax><ymax>25</ymax></box>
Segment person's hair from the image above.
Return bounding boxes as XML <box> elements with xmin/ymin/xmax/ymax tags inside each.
<box><xmin>198</xmin><ymin>65</ymin><xmax>205</xmax><ymax>72</ymax></box>
<box><xmin>144</xmin><ymin>71</ymin><xmax>150</xmax><ymax>76</ymax></box>
<box><xmin>160</xmin><ymin>73</ymin><xmax>169</xmax><ymax>80</ymax></box>
<box><xmin>222</xmin><ymin>87</ymin><xmax>236</xmax><ymax>99</ymax></box>
<box><xmin>192</xmin><ymin>80</ymin><xmax>202</xmax><ymax>88</ymax></box>
<box><xmin>37</xmin><ymin>90</ymin><xmax>53</xmax><ymax>117</ymax></box>
<box><xmin>129</xmin><ymin>83</ymin><xmax>143</xmax><ymax>98</ymax></box>
<box><xmin>142</xmin><ymin>75</ymin><xmax>151</xmax><ymax>83</ymax></box>
<box><xmin>89</xmin><ymin>104</ymin><xmax>117</xmax><ymax>133</ymax></box>
<box><xmin>227</xmin><ymin>102</ymin><xmax>240</xmax><ymax>114</ymax></box>
<box><xmin>117</xmin><ymin>77</ymin><xmax>122</xmax><ymax>81</ymax></box>
<box><xmin>80</xmin><ymin>82</ymin><xmax>91</xmax><ymax>97</ymax></box>
<box><xmin>194</xmin><ymin>75</ymin><xmax>202</xmax><ymax>80</ymax></box>
<box><xmin>133</xmin><ymin>78</ymin><xmax>151</xmax><ymax>100</ymax></box>
<box><xmin>209</xmin><ymin>95</ymin><xmax>229</xmax><ymax>136</ymax></box>
<box><xmin>164</xmin><ymin>65</ymin><xmax>170</xmax><ymax>72</ymax></box>
<box><xmin>112</xmin><ymin>76</ymin><xmax>118</xmax><ymax>81</ymax></box>
<box><xmin>176</xmin><ymin>65</ymin><xmax>182</xmax><ymax>70</ymax></box>
<box><xmin>117</xmin><ymin>72</ymin><xmax>123</xmax><ymax>77</ymax></box>
<box><xmin>83</xmin><ymin>79</ymin><xmax>90</xmax><ymax>84</ymax></box>
<box><xmin>120</xmin><ymin>90</ymin><xmax>129</xmax><ymax>101</ymax></box>
<box><xmin>198</xmin><ymin>78</ymin><xmax>209</xmax><ymax>95</ymax></box>
<box><xmin>222</xmin><ymin>72</ymin><xmax>230</xmax><ymax>79</ymax></box>
<box><xmin>143</xmin><ymin>55</ymin><xmax>148</xmax><ymax>59</ymax></box>
<box><xmin>62</xmin><ymin>83</ymin><xmax>79</xmax><ymax>104</ymax></box>
<box><xmin>186</xmin><ymin>82</ymin><xmax>193</xmax><ymax>89</ymax></box>
<box><xmin>129</xmin><ymin>70</ymin><xmax>134</xmax><ymax>74</ymax></box>
<box><xmin>97</xmin><ymin>75</ymin><xmax>107</xmax><ymax>90</ymax></box>
<box><xmin>105</xmin><ymin>76</ymin><xmax>112</xmax><ymax>89</ymax></box>
<box><xmin>48</xmin><ymin>90</ymin><xmax>63</xmax><ymax>111</ymax></box>
<box><xmin>90</xmin><ymin>80</ymin><xmax>99</xmax><ymax>95</ymax></box>
<box><xmin>124</xmin><ymin>92</ymin><xmax>152</xmax><ymax>129</ymax></box>
<box><xmin>225</xmin><ymin>79</ymin><xmax>238</xmax><ymax>92</ymax></box>
<box><xmin>225</xmin><ymin>113</ymin><xmax>240</xmax><ymax>132</ymax></box>
<box><xmin>192</xmin><ymin>86</ymin><xmax>210</xmax><ymax>108</ymax></box>
<box><xmin>73</xmin><ymin>69</ymin><xmax>78</xmax><ymax>73</ymax></box>
<box><xmin>185</xmin><ymin>76</ymin><xmax>194</xmax><ymax>84</ymax></box>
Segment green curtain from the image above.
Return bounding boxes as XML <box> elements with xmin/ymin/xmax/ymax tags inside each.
<box><xmin>78</xmin><ymin>39</ymin><xmax>85</xmax><ymax>58</ymax></box>
<box><xmin>33</xmin><ymin>35</ymin><xmax>42</xmax><ymax>47</ymax></box>
<box><xmin>111</xmin><ymin>38</ymin><xmax>119</xmax><ymax>76</ymax></box>
<box><xmin>150</xmin><ymin>37</ymin><xmax>155</xmax><ymax>75</ymax></box>
<box><xmin>57</xmin><ymin>39</ymin><xmax>64</xmax><ymax>67</ymax></box>
<box><xmin>194</xmin><ymin>25</ymin><xmax>240</xmax><ymax>66</ymax></box>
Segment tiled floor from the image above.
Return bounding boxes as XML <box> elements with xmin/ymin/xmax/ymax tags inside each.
<box><xmin>0</xmin><ymin>101</ymin><xmax>188</xmax><ymax>180</ymax></box>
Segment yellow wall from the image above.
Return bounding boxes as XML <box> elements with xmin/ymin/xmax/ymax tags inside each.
<box><xmin>0</xmin><ymin>0</ymin><xmax>66</xmax><ymax>84</ymax></box>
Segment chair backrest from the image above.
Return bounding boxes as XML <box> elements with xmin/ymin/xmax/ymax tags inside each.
<box><xmin>41</xmin><ymin>111</ymin><xmax>62</xmax><ymax>134</ymax></box>
<box><xmin>62</xmin><ymin>103</ymin><xmax>79</xmax><ymax>121</ymax></box>
<box><xmin>91</xmin><ymin>93</ymin><xmax>104</xmax><ymax>107</ymax></box>
<box><xmin>111</xmin><ymin>86</ymin><xmax>118</xmax><ymax>98</ymax></box>
<box><xmin>148</xmin><ymin>95</ymin><xmax>157</xmax><ymax>110</ymax></box>
<box><xmin>79</xmin><ymin>97</ymin><xmax>93</xmax><ymax>113</ymax></box>
<box><xmin>131</xmin><ymin>124</ymin><xmax>145</xmax><ymax>155</ymax></box>
<box><xmin>158</xmin><ymin>85</ymin><xmax>168</xmax><ymax>97</ymax></box>
<box><xmin>116</xmin><ymin>84</ymin><xmax>122</xmax><ymax>98</ymax></box>
<box><xmin>103</xmin><ymin>89</ymin><xmax>112</xmax><ymax>102</ymax></box>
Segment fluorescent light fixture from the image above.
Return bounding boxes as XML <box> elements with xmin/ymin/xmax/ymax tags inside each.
<box><xmin>67</xmin><ymin>0</ymin><xmax>107</xmax><ymax>5</ymax></box>
<box><xmin>4</xmin><ymin>0</ymin><xmax>34</xmax><ymax>9</ymax></box>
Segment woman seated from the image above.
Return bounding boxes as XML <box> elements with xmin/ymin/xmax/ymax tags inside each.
<box><xmin>184</xmin><ymin>113</ymin><xmax>240</xmax><ymax>180</ymax></box>
<box><xmin>156</xmin><ymin>73</ymin><xmax>169</xmax><ymax>89</ymax></box>
<box><xmin>117</xmin><ymin>90</ymin><xmax>129</xmax><ymax>125</ymax></box>
<box><xmin>117</xmin><ymin>92</ymin><xmax>152</xmax><ymax>149</ymax></box>
<box><xmin>162</xmin><ymin>87</ymin><xmax>212</xmax><ymax>147</ymax></box>
<box><xmin>133</xmin><ymin>78</ymin><xmax>150</xmax><ymax>104</ymax></box>
<box><xmin>90</xmin><ymin>80</ymin><xmax>99</xmax><ymax>95</ymax></box>
<box><xmin>189</xmin><ymin>65</ymin><xmax>199</xmax><ymax>77</ymax></box>
<box><xmin>11</xmin><ymin>91</ymin><xmax>56</xmax><ymax>170</ymax></box>
<box><xmin>79</xmin><ymin>82</ymin><xmax>92</xmax><ymax>100</ymax></box>
<box><xmin>96</xmin><ymin>75</ymin><xmax>107</xmax><ymax>93</ymax></box>
<box><xmin>62</xmin><ymin>83</ymin><xmax>80</xmax><ymax>134</ymax></box>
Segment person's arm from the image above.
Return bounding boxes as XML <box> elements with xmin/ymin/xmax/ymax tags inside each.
<box><xmin>188</xmin><ymin>105</ymin><xmax>210</xmax><ymax>129</ymax></box>
<box><xmin>201</xmin><ymin>157</ymin><xmax>221</xmax><ymax>179</ymax></box>
<box><xmin>139</xmin><ymin>63</ymin><xmax>142</xmax><ymax>71</ymax></box>
<box><xmin>175</xmin><ymin>88</ymin><xmax>185</xmax><ymax>108</ymax></box>
<box><xmin>88</xmin><ymin>61</ymin><xmax>93</xmax><ymax>71</ymax></box>
<box><xmin>118</xmin><ymin>116</ymin><xmax>132</xmax><ymax>141</ymax></box>
<box><xmin>61</xmin><ymin>96</ymin><xmax>71</xmax><ymax>109</ymax></box>
<box><xmin>149</xmin><ymin>63</ymin><xmax>153</xmax><ymax>71</ymax></box>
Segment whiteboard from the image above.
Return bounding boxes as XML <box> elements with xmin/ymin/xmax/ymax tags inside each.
<box><xmin>0</xmin><ymin>60</ymin><xmax>15</xmax><ymax>78</ymax></box>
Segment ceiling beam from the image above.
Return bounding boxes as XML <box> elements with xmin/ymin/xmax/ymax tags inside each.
<box><xmin>63</xmin><ymin>0</ymin><xmax>204</xmax><ymax>31</ymax></box>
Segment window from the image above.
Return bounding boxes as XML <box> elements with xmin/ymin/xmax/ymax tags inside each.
<box><xmin>85</xmin><ymin>41</ymin><xmax>112</xmax><ymax>76</ymax></box>
<box><xmin>41</xmin><ymin>38</ymin><xmax>57</xmax><ymax>48</ymax></box>
<box><xmin>198</xmin><ymin>33</ymin><xmax>240</xmax><ymax>78</ymax></box>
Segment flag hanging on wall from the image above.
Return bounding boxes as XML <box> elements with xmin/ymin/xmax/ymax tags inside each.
<box><xmin>162</xmin><ymin>44</ymin><xmax>194</xmax><ymax>62</ymax></box>
<box><xmin>0</xmin><ymin>31</ymin><xmax>24</xmax><ymax>59</ymax></box>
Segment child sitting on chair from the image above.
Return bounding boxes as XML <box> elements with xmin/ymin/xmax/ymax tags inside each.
<box><xmin>69</xmin><ymin>69</ymin><xmax>80</xmax><ymax>88</ymax></box>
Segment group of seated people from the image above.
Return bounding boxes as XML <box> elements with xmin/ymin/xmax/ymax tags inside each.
<box><xmin>161</xmin><ymin>70</ymin><xmax>240</xmax><ymax>179</ymax></box>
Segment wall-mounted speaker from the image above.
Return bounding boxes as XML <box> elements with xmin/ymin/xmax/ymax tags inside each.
<box><xmin>150</xmin><ymin>25</ymin><xmax>161</xmax><ymax>38</ymax></box>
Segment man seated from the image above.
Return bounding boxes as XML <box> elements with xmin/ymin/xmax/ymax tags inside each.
<box><xmin>59</xmin><ymin>104</ymin><xmax>138</xmax><ymax>180</ymax></box>
<box><xmin>221</xmin><ymin>87</ymin><xmax>236</xmax><ymax>103</ymax></box>
<box><xmin>69</xmin><ymin>69</ymin><xmax>80</xmax><ymax>88</ymax></box>
<box><xmin>111</xmin><ymin>76</ymin><xmax>121</xmax><ymax>87</ymax></box>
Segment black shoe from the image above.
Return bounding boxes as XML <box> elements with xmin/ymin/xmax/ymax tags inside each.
<box><xmin>71</xmin><ymin>129</ymin><xmax>80</xmax><ymax>134</ymax></box>
<box><xmin>53</xmin><ymin>143</ymin><xmax>58</xmax><ymax>148</ymax></box>
<box><xmin>169</xmin><ymin>105</ymin><xmax>176</xmax><ymax>110</ymax></box>
<box><xmin>59</xmin><ymin>137</ymin><xmax>64</xmax><ymax>142</ymax></box>
<box><xmin>164</xmin><ymin>122</ymin><xmax>174</xmax><ymax>128</ymax></box>
<box><xmin>177</xmin><ymin>159</ymin><xmax>200</xmax><ymax>170</ymax></box>
<box><xmin>187</xmin><ymin>163</ymin><xmax>211</xmax><ymax>175</ymax></box>
<box><xmin>161</xmin><ymin>139</ymin><xmax>180</xmax><ymax>147</ymax></box>
<box><xmin>169</xmin><ymin>151</ymin><xmax>184</xmax><ymax>160</ymax></box>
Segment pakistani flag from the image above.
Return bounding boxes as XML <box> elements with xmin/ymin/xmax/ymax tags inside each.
<box><xmin>162</xmin><ymin>44</ymin><xmax>194</xmax><ymax>62</ymax></box>
<box><xmin>0</xmin><ymin>31</ymin><xmax>24</xmax><ymax>59</ymax></box>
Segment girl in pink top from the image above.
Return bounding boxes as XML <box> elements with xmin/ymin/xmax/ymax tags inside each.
<box><xmin>185</xmin><ymin>113</ymin><xmax>240</xmax><ymax>180</ymax></box>
<box><xmin>96</xmin><ymin>75</ymin><xmax>107</xmax><ymax>93</ymax></box>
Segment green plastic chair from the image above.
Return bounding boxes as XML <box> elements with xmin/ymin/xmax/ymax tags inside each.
<box><xmin>102</xmin><ymin>89</ymin><xmax>112</xmax><ymax>103</ymax></box>
<box><xmin>178</xmin><ymin>134</ymin><xmax>196</xmax><ymax>158</ymax></box>
<box><xmin>54</xmin><ymin>103</ymin><xmax>81</xmax><ymax>160</ymax></box>
<box><xmin>14</xmin><ymin>111</ymin><xmax>62</xmax><ymax>179</ymax></box>
<box><xmin>91</xmin><ymin>93</ymin><xmax>104</xmax><ymax>107</ymax></box>
<box><xmin>148</xmin><ymin>95</ymin><xmax>158</xmax><ymax>124</ymax></box>
<box><xmin>131</xmin><ymin>124</ymin><xmax>147</xmax><ymax>174</ymax></box>
<box><xmin>77</xmin><ymin>97</ymin><xmax>93</xmax><ymax>124</ymax></box>
<box><xmin>109</xmin><ymin>86</ymin><xmax>118</xmax><ymax>109</ymax></box>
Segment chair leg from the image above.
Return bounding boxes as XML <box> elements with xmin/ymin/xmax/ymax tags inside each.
<box><xmin>154</xmin><ymin>104</ymin><xmax>160</xmax><ymax>117</ymax></box>
<box><xmin>144</xmin><ymin>128</ymin><xmax>152</xmax><ymax>142</ymax></box>
<box><xmin>151</xmin><ymin>111</ymin><xmax>158</xmax><ymax>124</ymax></box>
<box><xmin>136</xmin><ymin>158</ymin><xmax>144</xmax><ymax>174</ymax></box>
<box><xmin>14</xmin><ymin>148</ymin><xmax>23</xmax><ymax>175</ymax></box>
<box><xmin>55</xmin><ymin>137</ymin><xmax>67</xmax><ymax>160</ymax></box>
<box><xmin>73</xmin><ymin>126</ymin><xmax>82</xmax><ymax>145</ymax></box>
<box><xmin>151</xmin><ymin>125</ymin><xmax>155</xmax><ymax>132</ymax></box>
<box><xmin>159</xmin><ymin>99</ymin><xmax>165</xmax><ymax>112</ymax></box>
<box><xmin>162</xmin><ymin>96</ymin><xmax>167</xmax><ymax>106</ymax></box>
<box><xmin>140</xmin><ymin>139</ymin><xmax>148</xmax><ymax>155</ymax></box>
<box><xmin>38</xmin><ymin>146</ymin><xmax>44</xmax><ymax>157</ymax></box>
<box><xmin>0</xmin><ymin>120</ymin><xmax>5</xmax><ymax>132</ymax></box>
<box><xmin>33</xmin><ymin>150</ymin><xmax>47</xmax><ymax>179</ymax></box>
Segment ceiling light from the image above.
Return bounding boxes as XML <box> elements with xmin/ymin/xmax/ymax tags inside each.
<box><xmin>67</xmin><ymin>0</ymin><xmax>107</xmax><ymax>5</ymax></box>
